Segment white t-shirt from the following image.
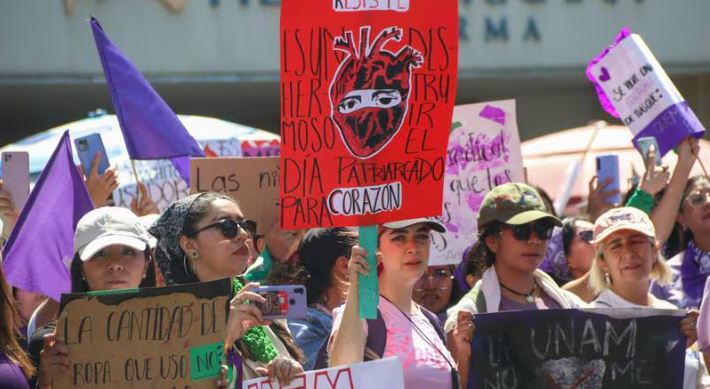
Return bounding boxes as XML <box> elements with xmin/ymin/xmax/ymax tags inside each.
<box><xmin>332</xmin><ymin>297</ymin><xmax>454</xmax><ymax>389</ymax></box>
<box><xmin>592</xmin><ymin>289</ymin><xmax>710</xmax><ymax>389</ymax></box>
<box><xmin>592</xmin><ymin>289</ymin><xmax>677</xmax><ymax>309</ymax></box>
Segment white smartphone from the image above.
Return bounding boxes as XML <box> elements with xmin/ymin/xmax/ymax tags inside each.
<box><xmin>1</xmin><ymin>151</ymin><xmax>30</xmax><ymax>211</ymax></box>
<box><xmin>636</xmin><ymin>136</ymin><xmax>662</xmax><ymax>166</ymax></box>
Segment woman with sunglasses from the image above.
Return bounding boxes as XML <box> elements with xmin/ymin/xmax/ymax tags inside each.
<box><xmin>560</xmin><ymin>218</ymin><xmax>598</xmax><ymax>302</ymax></box>
<box><xmin>34</xmin><ymin>207</ymin><xmax>159</xmax><ymax>388</ymax></box>
<box><xmin>652</xmin><ymin>174</ymin><xmax>710</xmax><ymax>310</ymax></box>
<box><xmin>149</xmin><ymin>192</ymin><xmax>305</xmax><ymax>384</ymax></box>
<box><xmin>444</xmin><ymin>183</ymin><xmax>586</xmax><ymax>386</ymax></box>
<box><xmin>588</xmin><ymin>207</ymin><xmax>707</xmax><ymax>389</ymax></box>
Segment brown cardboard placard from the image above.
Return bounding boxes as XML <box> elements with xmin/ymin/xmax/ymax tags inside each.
<box><xmin>54</xmin><ymin>279</ymin><xmax>231</xmax><ymax>389</ymax></box>
<box><xmin>190</xmin><ymin>157</ymin><xmax>279</xmax><ymax>234</ymax></box>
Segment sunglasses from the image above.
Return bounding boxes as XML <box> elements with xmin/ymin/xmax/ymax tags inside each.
<box><xmin>577</xmin><ymin>230</ymin><xmax>594</xmax><ymax>243</ymax></box>
<box><xmin>504</xmin><ymin>221</ymin><xmax>555</xmax><ymax>241</ymax></box>
<box><xmin>686</xmin><ymin>191</ymin><xmax>710</xmax><ymax>208</ymax></box>
<box><xmin>414</xmin><ymin>268</ymin><xmax>454</xmax><ymax>291</ymax></box>
<box><xmin>186</xmin><ymin>218</ymin><xmax>257</xmax><ymax>239</ymax></box>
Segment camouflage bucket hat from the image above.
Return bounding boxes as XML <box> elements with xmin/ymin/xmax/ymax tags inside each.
<box><xmin>478</xmin><ymin>183</ymin><xmax>561</xmax><ymax>228</ymax></box>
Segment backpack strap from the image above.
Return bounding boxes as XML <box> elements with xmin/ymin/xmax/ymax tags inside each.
<box><xmin>364</xmin><ymin>309</ymin><xmax>386</xmax><ymax>361</ymax></box>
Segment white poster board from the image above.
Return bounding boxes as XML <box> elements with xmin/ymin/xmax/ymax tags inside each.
<box><xmin>243</xmin><ymin>357</ymin><xmax>404</xmax><ymax>389</ymax></box>
<box><xmin>588</xmin><ymin>33</ymin><xmax>704</xmax><ymax>155</ymax></box>
<box><xmin>429</xmin><ymin>100</ymin><xmax>524</xmax><ymax>266</ymax></box>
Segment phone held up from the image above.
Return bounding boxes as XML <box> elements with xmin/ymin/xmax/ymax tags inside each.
<box><xmin>596</xmin><ymin>154</ymin><xmax>622</xmax><ymax>206</ymax></box>
<box><xmin>74</xmin><ymin>133</ymin><xmax>110</xmax><ymax>178</ymax></box>
<box><xmin>253</xmin><ymin>285</ymin><xmax>307</xmax><ymax>320</ymax></box>
<box><xmin>1</xmin><ymin>151</ymin><xmax>30</xmax><ymax>210</ymax></box>
<box><xmin>636</xmin><ymin>136</ymin><xmax>662</xmax><ymax>166</ymax></box>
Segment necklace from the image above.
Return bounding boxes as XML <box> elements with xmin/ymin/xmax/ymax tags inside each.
<box><xmin>499</xmin><ymin>281</ymin><xmax>536</xmax><ymax>303</ymax></box>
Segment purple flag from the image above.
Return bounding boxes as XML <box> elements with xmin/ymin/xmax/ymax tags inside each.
<box><xmin>90</xmin><ymin>17</ymin><xmax>204</xmax><ymax>184</ymax></box>
<box><xmin>2</xmin><ymin>132</ymin><xmax>94</xmax><ymax>301</ymax></box>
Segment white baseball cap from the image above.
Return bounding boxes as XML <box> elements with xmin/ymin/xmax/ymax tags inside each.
<box><xmin>591</xmin><ymin>207</ymin><xmax>656</xmax><ymax>244</ymax></box>
<box><xmin>74</xmin><ymin>207</ymin><xmax>152</xmax><ymax>261</ymax></box>
<box><xmin>381</xmin><ymin>217</ymin><xmax>446</xmax><ymax>233</ymax></box>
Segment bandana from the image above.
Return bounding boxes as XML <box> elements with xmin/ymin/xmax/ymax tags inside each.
<box><xmin>148</xmin><ymin>193</ymin><xmax>205</xmax><ymax>285</ymax></box>
<box><xmin>148</xmin><ymin>194</ymin><xmax>278</xmax><ymax>364</ymax></box>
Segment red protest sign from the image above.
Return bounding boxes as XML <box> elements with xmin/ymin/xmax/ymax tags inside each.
<box><xmin>280</xmin><ymin>0</ymin><xmax>458</xmax><ymax>229</ymax></box>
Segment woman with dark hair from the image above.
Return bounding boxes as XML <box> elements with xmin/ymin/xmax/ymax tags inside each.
<box><xmin>413</xmin><ymin>264</ymin><xmax>463</xmax><ymax>326</ymax></box>
<box><xmin>652</xmin><ymin>174</ymin><xmax>710</xmax><ymax>309</ymax></box>
<box><xmin>33</xmin><ymin>207</ymin><xmax>157</xmax><ymax>388</ymax></box>
<box><xmin>560</xmin><ymin>217</ymin><xmax>595</xmax><ymax>279</ymax></box>
<box><xmin>445</xmin><ymin>183</ymin><xmax>585</xmax><ymax>385</ymax></box>
<box><xmin>0</xmin><ymin>264</ymin><xmax>35</xmax><ymax>388</ymax></box>
<box><xmin>149</xmin><ymin>192</ymin><xmax>305</xmax><ymax>383</ymax></box>
<box><xmin>560</xmin><ymin>217</ymin><xmax>597</xmax><ymax>302</ymax></box>
<box><xmin>286</xmin><ymin>227</ymin><xmax>357</xmax><ymax>370</ymax></box>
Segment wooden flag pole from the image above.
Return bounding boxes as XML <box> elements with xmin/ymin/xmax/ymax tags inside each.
<box><xmin>130</xmin><ymin>159</ymin><xmax>143</xmax><ymax>204</ymax></box>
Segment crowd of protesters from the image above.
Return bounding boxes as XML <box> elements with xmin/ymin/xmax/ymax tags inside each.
<box><xmin>0</xmin><ymin>134</ymin><xmax>709</xmax><ymax>389</ymax></box>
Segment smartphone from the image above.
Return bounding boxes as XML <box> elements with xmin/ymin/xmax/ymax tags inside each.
<box><xmin>1</xmin><ymin>152</ymin><xmax>30</xmax><ymax>210</ymax></box>
<box><xmin>596</xmin><ymin>154</ymin><xmax>622</xmax><ymax>205</ymax></box>
<box><xmin>74</xmin><ymin>134</ymin><xmax>109</xmax><ymax>178</ymax></box>
<box><xmin>636</xmin><ymin>136</ymin><xmax>662</xmax><ymax>166</ymax></box>
<box><xmin>253</xmin><ymin>285</ymin><xmax>307</xmax><ymax>320</ymax></box>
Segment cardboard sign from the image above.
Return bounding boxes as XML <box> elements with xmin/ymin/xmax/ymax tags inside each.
<box><xmin>243</xmin><ymin>357</ymin><xmax>405</xmax><ymax>389</ymax></box>
<box><xmin>279</xmin><ymin>0</ymin><xmax>459</xmax><ymax>228</ymax></box>
<box><xmin>54</xmin><ymin>279</ymin><xmax>232</xmax><ymax>389</ymax></box>
<box><xmin>113</xmin><ymin>137</ymin><xmax>267</xmax><ymax>212</ymax></box>
<box><xmin>470</xmin><ymin>308</ymin><xmax>685</xmax><ymax>389</ymax></box>
<box><xmin>429</xmin><ymin>100</ymin><xmax>524</xmax><ymax>266</ymax></box>
<box><xmin>588</xmin><ymin>31</ymin><xmax>705</xmax><ymax>156</ymax></box>
<box><xmin>190</xmin><ymin>157</ymin><xmax>279</xmax><ymax>235</ymax></box>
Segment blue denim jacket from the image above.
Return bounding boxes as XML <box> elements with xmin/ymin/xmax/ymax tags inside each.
<box><xmin>288</xmin><ymin>306</ymin><xmax>333</xmax><ymax>371</ymax></box>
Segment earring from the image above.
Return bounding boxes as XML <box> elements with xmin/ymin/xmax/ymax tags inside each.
<box><xmin>142</xmin><ymin>273</ymin><xmax>147</xmax><ymax>280</ymax></box>
<box><xmin>81</xmin><ymin>274</ymin><xmax>86</xmax><ymax>281</ymax></box>
<box><xmin>604</xmin><ymin>273</ymin><xmax>611</xmax><ymax>285</ymax></box>
<box><xmin>192</xmin><ymin>251</ymin><xmax>198</xmax><ymax>259</ymax></box>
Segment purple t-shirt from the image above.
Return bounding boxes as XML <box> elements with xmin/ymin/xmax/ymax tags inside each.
<box><xmin>499</xmin><ymin>293</ymin><xmax>562</xmax><ymax>311</ymax></box>
<box><xmin>0</xmin><ymin>353</ymin><xmax>30</xmax><ymax>389</ymax></box>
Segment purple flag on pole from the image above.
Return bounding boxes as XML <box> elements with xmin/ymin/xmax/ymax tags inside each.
<box><xmin>90</xmin><ymin>17</ymin><xmax>204</xmax><ymax>184</ymax></box>
<box><xmin>2</xmin><ymin>132</ymin><xmax>94</xmax><ymax>301</ymax></box>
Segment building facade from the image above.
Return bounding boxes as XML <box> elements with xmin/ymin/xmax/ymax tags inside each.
<box><xmin>1</xmin><ymin>0</ymin><xmax>709</xmax><ymax>145</ymax></box>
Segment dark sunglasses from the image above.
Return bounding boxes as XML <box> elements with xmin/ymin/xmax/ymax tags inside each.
<box><xmin>186</xmin><ymin>218</ymin><xmax>257</xmax><ymax>239</ymax></box>
<box><xmin>577</xmin><ymin>230</ymin><xmax>594</xmax><ymax>243</ymax></box>
<box><xmin>506</xmin><ymin>221</ymin><xmax>554</xmax><ymax>241</ymax></box>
